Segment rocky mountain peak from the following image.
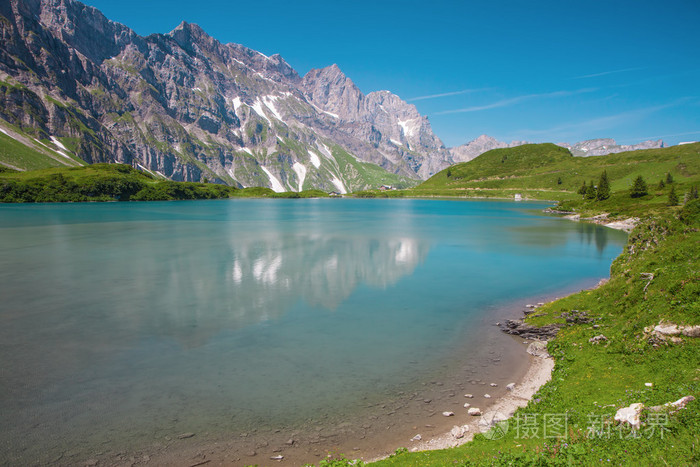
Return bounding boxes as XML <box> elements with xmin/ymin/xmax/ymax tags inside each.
<box><xmin>23</xmin><ymin>0</ymin><xmax>139</xmax><ymax>63</ymax></box>
<box><xmin>301</xmin><ymin>64</ymin><xmax>363</xmax><ymax>118</ymax></box>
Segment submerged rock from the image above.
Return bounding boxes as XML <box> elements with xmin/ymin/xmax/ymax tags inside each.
<box><xmin>442</xmin><ymin>411</ymin><xmax>455</xmax><ymax>417</ymax></box>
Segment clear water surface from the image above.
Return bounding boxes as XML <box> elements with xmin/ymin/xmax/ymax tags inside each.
<box><xmin>0</xmin><ymin>198</ymin><xmax>627</xmax><ymax>463</ymax></box>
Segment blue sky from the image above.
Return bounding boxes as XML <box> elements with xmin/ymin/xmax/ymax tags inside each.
<box><xmin>85</xmin><ymin>0</ymin><xmax>700</xmax><ymax>147</ymax></box>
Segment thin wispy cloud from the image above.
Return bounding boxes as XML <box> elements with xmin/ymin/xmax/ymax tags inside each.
<box><xmin>433</xmin><ymin>88</ymin><xmax>597</xmax><ymax>116</ymax></box>
<box><xmin>407</xmin><ymin>88</ymin><xmax>493</xmax><ymax>102</ymax></box>
<box><xmin>573</xmin><ymin>67</ymin><xmax>647</xmax><ymax>80</ymax></box>
<box><xmin>516</xmin><ymin>100</ymin><xmax>690</xmax><ymax>141</ymax></box>
<box><xmin>630</xmin><ymin>130</ymin><xmax>700</xmax><ymax>140</ymax></box>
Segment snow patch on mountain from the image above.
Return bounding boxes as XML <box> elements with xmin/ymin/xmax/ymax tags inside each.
<box><xmin>292</xmin><ymin>161</ymin><xmax>306</xmax><ymax>192</ymax></box>
<box><xmin>250</xmin><ymin>99</ymin><xmax>272</xmax><ymax>125</ymax></box>
<box><xmin>262</xmin><ymin>95</ymin><xmax>284</xmax><ymax>123</ymax></box>
<box><xmin>330</xmin><ymin>175</ymin><xmax>347</xmax><ymax>194</ymax></box>
<box><xmin>307</xmin><ymin>150</ymin><xmax>321</xmax><ymax>168</ymax></box>
<box><xmin>398</xmin><ymin>119</ymin><xmax>417</xmax><ymax>138</ymax></box>
<box><xmin>261</xmin><ymin>166</ymin><xmax>285</xmax><ymax>192</ymax></box>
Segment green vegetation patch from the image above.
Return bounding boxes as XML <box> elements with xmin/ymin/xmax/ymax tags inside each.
<box><xmin>411</xmin><ymin>143</ymin><xmax>700</xmax><ymax>215</ymax></box>
<box><xmin>0</xmin><ymin>129</ymin><xmax>66</xmax><ymax>171</ymax></box>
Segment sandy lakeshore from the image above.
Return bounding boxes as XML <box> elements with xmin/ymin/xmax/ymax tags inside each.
<box><xmin>381</xmin><ymin>347</ymin><xmax>554</xmax><ymax>458</ymax></box>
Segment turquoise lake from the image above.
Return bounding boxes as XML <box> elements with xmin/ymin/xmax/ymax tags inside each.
<box><xmin>0</xmin><ymin>199</ymin><xmax>628</xmax><ymax>463</ymax></box>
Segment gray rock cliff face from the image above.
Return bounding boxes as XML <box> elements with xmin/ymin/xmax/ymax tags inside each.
<box><xmin>556</xmin><ymin>138</ymin><xmax>665</xmax><ymax>157</ymax></box>
<box><xmin>449</xmin><ymin>135</ymin><xmax>529</xmax><ymax>163</ymax></box>
<box><xmin>0</xmin><ymin>0</ymin><xmax>451</xmax><ymax>190</ymax></box>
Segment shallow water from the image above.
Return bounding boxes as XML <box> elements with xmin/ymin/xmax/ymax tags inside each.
<box><xmin>0</xmin><ymin>199</ymin><xmax>627</xmax><ymax>464</ymax></box>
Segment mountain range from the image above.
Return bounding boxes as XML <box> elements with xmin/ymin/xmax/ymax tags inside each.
<box><xmin>0</xmin><ymin>0</ymin><xmax>666</xmax><ymax>192</ymax></box>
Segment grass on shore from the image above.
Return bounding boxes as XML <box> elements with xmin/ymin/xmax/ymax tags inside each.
<box><xmin>354</xmin><ymin>143</ymin><xmax>700</xmax><ymax>218</ymax></box>
<box><xmin>0</xmin><ymin>164</ymin><xmax>330</xmax><ymax>202</ymax></box>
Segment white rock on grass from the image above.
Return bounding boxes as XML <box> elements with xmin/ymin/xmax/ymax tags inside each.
<box><xmin>468</xmin><ymin>407</ymin><xmax>482</xmax><ymax>416</ymax></box>
<box><xmin>614</xmin><ymin>403</ymin><xmax>643</xmax><ymax>430</ymax></box>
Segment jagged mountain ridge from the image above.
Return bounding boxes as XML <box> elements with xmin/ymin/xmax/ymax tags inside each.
<box><xmin>0</xmin><ymin>0</ymin><xmax>452</xmax><ymax>191</ymax></box>
<box><xmin>556</xmin><ymin>138</ymin><xmax>665</xmax><ymax>157</ymax></box>
<box><xmin>449</xmin><ymin>135</ymin><xmax>666</xmax><ymax>163</ymax></box>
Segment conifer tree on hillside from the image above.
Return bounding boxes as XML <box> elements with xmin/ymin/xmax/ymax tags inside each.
<box><xmin>630</xmin><ymin>175</ymin><xmax>648</xmax><ymax>198</ymax></box>
<box><xmin>596</xmin><ymin>170</ymin><xmax>610</xmax><ymax>201</ymax></box>
<box><xmin>585</xmin><ymin>180</ymin><xmax>597</xmax><ymax>200</ymax></box>
<box><xmin>666</xmin><ymin>172</ymin><xmax>674</xmax><ymax>184</ymax></box>
<box><xmin>669</xmin><ymin>185</ymin><xmax>679</xmax><ymax>206</ymax></box>
<box><xmin>578</xmin><ymin>180</ymin><xmax>587</xmax><ymax>196</ymax></box>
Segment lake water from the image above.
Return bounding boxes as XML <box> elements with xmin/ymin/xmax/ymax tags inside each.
<box><xmin>0</xmin><ymin>199</ymin><xmax>627</xmax><ymax>464</ymax></box>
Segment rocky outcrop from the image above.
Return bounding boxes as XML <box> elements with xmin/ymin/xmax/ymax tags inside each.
<box><xmin>499</xmin><ymin>319</ymin><xmax>562</xmax><ymax>340</ymax></box>
<box><xmin>556</xmin><ymin>138</ymin><xmax>664</xmax><ymax>157</ymax></box>
<box><xmin>449</xmin><ymin>135</ymin><xmax>528</xmax><ymax>163</ymax></box>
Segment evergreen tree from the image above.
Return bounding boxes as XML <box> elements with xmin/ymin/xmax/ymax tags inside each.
<box><xmin>630</xmin><ymin>175</ymin><xmax>648</xmax><ymax>198</ymax></box>
<box><xmin>658</xmin><ymin>179</ymin><xmax>665</xmax><ymax>189</ymax></box>
<box><xmin>578</xmin><ymin>180</ymin><xmax>587</xmax><ymax>196</ymax></box>
<box><xmin>668</xmin><ymin>185</ymin><xmax>679</xmax><ymax>206</ymax></box>
<box><xmin>687</xmin><ymin>186</ymin><xmax>699</xmax><ymax>203</ymax></box>
<box><xmin>666</xmin><ymin>172</ymin><xmax>674</xmax><ymax>184</ymax></box>
<box><xmin>596</xmin><ymin>170</ymin><xmax>610</xmax><ymax>201</ymax></box>
<box><xmin>557</xmin><ymin>177</ymin><xmax>562</xmax><ymax>185</ymax></box>
<box><xmin>585</xmin><ymin>180</ymin><xmax>597</xmax><ymax>200</ymax></box>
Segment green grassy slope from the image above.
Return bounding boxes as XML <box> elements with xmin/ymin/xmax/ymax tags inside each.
<box><xmin>0</xmin><ymin>163</ymin><xmax>330</xmax><ymax>202</ymax></box>
<box><xmin>410</xmin><ymin>143</ymin><xmax>700</xmax><ymax>212</ymax></box>
<box><xmin>0</xmin><ymin>129</ymin><xmax>82</xmax><ymax>171</ymax></box>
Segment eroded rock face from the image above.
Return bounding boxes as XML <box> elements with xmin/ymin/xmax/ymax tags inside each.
<box><xmin>0</xmin><ymin>0</ymin><xmax>453</xmax><ymax>190</ymax></box>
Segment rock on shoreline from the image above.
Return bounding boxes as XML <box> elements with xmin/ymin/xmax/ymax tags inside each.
<box><xmin>499</xmin><ymin>319</ymin><xmax>562</xmax><ymax>339</ymax></box>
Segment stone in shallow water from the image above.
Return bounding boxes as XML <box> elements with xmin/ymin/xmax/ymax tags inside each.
<box><xmin>442</xmin><ymin>411</ymin><xmax>454</xmax><ymax>417</ymax></box>
<box><xmin>177</xmin><ymin>432</ymin><xmax>195</xmax><ymax>439</ymax></box>
<box><xmin>464</xmin><ymin>394</ymin><xmax>474</xmax><ymax>398</ymax></box>
<box><xmin>506</xmin><ymin>383</ymin><xmax>516</xmax><ymax>391</ymax></box>
<box><xmin>411</xmin><ymin>434</ymin><xmax>422</xmax><ymax>441</ymax></box>
<box><xmin>468</xmin><ymin>407</ymin><xmax>482</xmax><ymax>416</ymax></box>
